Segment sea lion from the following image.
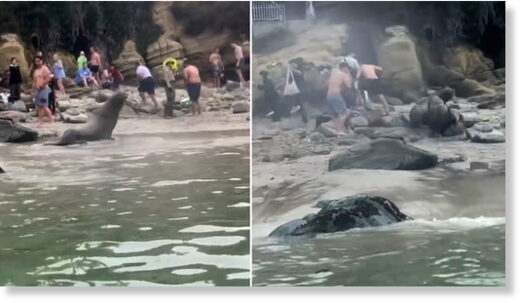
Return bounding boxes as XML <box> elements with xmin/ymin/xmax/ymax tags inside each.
<box><xmin>269</xmin><ymin>194</ymin><xmax>412</xmax><ymax>237</ymax></box>
<box><xmin>51</xmin><ymin>91</ymin><xmax>127</xmax><ymax>146</ymax></box>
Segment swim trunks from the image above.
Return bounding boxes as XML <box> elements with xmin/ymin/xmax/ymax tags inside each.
<box><xmin>34</xmin><ymin>86</ymin><xmax>51</xmax><ymax>107</ymax></box>
<box><xmin>187</xmin><ymin>83</ymin><xmax>201</xmax><ymax>102</ymax></box>
<box><xmin>138</xmin><ymin>76</ymin><xmax>155</xmax><ymax>95</ymax></box>
<box><xmin>326</xmin><ymin>93</ymin><xmax>347</xmax><ymax>117</ymax></box>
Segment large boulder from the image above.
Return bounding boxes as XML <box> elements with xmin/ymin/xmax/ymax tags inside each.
<box><xmin>329</xmin><ymin>138</ymin><xmax>438</xmax><ymax>171</ymax></box>
<box><xmin>376</xmin><ymin>26</ymin><xmax>424</xmax><ymax>94</ymax></box>
<box><xmin>269</xmin><ymin>194</ymin><xmax>412</xmax><ymax>237</ymax></box>
<box><xmin>0</xmin><ymin>119</ymin><xmax>38</xmax><ymax>142</ymax></box>
<box><xmin>113</xmin><ymin>40</ymin><xmax>144</xmax><ymax>84</ymax></box>
<box><xmin>0</xmin><ymin>34</ymin><xmax>30</xmax><ymax>86</ymax></box>
<box><xmin>443</xmin><ymin>45</ymin><xmax>497</xmax><ymax>83</ymax></box>
<box><xmin>145</xmin><ymin>35</ymin><xmax>184</xmax><ymax>80</ymax></box>
<box><xmin>6</xmin><ymin>100</ymin><xmax>27</xmax><ymax>112</ymax></box>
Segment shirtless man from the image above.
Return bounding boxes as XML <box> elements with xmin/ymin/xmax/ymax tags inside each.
<box><xmin>356</xmin><ymin>64</ymin><xmax>389</xmax><ymax>115</ymax></box>
<box><xmin>326</xmin><ymin>62</ymin><xmax>354</xmax><ymax>134</ymax></box>
<box><xmin>231</xmin><ymin>43</ymin><xmax>246</xmax><ymax>86</ymax></box>
<box><xmin>183</xmin><ymin>62</ymin><xmax>203</xmax><ymax>115</ymax></box>
<box><xmin>209</xmin><ymin>48</ymin><xmax>224</xmax><ymax>88</ymax></box>
<box><xmin>32</xmin><ymin>56</ymin><xmax>54</xmax><ymax>126</ymax></box>
<box><xmin>89</xmin><ymin>46</ymin><xmax>102</xmax><ymax>83</ymax></box>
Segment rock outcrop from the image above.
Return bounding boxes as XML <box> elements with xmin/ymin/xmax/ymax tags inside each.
<box><xmin>0</xmin><ymin>34</ymin><xmax>30</xmax><ymax>86</ymax></box>
<box><xmin>328</xmin><ymin>138</ymin><xmax>438</xmax><ymax>171</ymax></box>
<box><xmin>0</xmin><ymin>118</ymin><xmax>38</xmax><ymax>143</ymax></box>
<box><xmin>113</xmin><ymin>41</ymin><xmax>144</xmax><ymax>84</ymax></box>
<box><xmin>376</xmin><ymin>26</ymin><xmax>424</xmax><ymax>95</ymax></box>
<box><xmin>269</xmin><ymin>194</ymin><xmax>412</xmax><ymax>237</ymax></box>
<box><xmin>443</xmin><ymin>44</ymin><xmax>497</xmax><ymax>84</ymax></box>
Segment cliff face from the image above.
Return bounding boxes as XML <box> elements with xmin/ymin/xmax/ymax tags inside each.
<box><xmin>0</xmin><ymin>1</ymin><xmax>250</xmax><ymax>86</ymax></box>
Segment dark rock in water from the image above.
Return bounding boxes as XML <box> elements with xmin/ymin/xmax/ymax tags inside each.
<box><xmin>353</xmin><ymin>127</ymin><xmax>428</xmax><ymax>142</ymax></box>
<box><xmin>470</xmin><ymin>129</ymin><xmax>505</xmax><ymax>143</ymax></box>
<box><xmin>269</xmin><ymin>194</ymin><xmax>412</xmax><ymax>237</ymax></box>
<box><xmin>0</xmin><ymin>166</ymin><xmax>4</xmax><ymax>173</ymax></box>
<box><xmin>0</xmin><ymin>119</ymin><xmax>38</xmax><ymax>143</ymax></box>
<box><xmin>232</xmin><ymin>102</ymin><xmax>250</xmax><ymax>114</ymax></box>
<box><xmin>329</xmin><ymin>138</ymin><xmax>438</xmax><ymax>171</ymax></box>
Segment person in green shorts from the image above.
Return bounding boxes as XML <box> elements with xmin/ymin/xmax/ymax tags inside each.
<box><xmin>77</xmin><ymin>51</ymin><xmax>87</xmax><ymax>71</ymax></box>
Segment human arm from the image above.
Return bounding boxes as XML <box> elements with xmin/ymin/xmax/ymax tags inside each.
<box><xmin>183</xmin><ymin>69</ymin><xmax>188</xmax><ymax>88</ymax></box>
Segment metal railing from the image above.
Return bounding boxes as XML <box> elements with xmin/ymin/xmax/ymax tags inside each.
<box><xmin>252</xmin><ymin>1</ymin><xmax>286</xmax><ymax>22</ymax></box>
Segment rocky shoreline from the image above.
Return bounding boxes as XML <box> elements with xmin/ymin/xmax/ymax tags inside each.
<box><xmin>0</xmin><ymin>81</ymin><xmax>250</xmax><ymax>144</ymax></box>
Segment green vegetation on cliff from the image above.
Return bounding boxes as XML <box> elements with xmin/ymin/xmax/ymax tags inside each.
<box><xmin>0</xmin><ymin>1</ymin><xmax>162</xmax><ymax>61</ymax></box>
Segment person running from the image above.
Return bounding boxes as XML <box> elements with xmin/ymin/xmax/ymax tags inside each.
<box><xmin>209</xmin><ymin>48</ymin><xmax>224</xmax><ymax>88</ymax></box>
<box><xmin>183</xmin><ymin>62</ymin><xmax>202</xmax><ymax>115</ymax></box>
<box><xmin>75</xmin><ymin>63</ymin><xmax>99</xmax><ymax>88</ymax></box>
<box><xmin>231</xmin><ymin>43</ymin><xmax>246</xmax><ymax>86</ymax></box>
<box><xmin>8</xmin><ymin>58</ymin><xmax>22</xmax><ymax>101</ymax></box>
<box><xmin>163</xmin><ymin>61</ymin><xmax>177</xmax><ymax>118</ymax></box>
<box><xmin>356</xmin><ymin>63</ymin><xmax>389</xmax><ymax>115</ymax></box>
<box><xmin>136</xmin><ymin>61</ymin><xmax>160</xmax><ymax>111</ymax></box>
<box><xmin>110</xmin><ymin>65</ymin><xmax>124</xmax><ymax>90</ymax></box>
<box><xmin>258</xmin><ymin>70</ymin><xmax>280</xmax><ymax>121</ymax></box>
<box><xmin>52</xmin><ymin>54</ymin><xmax>66</xmax><ymax>95</ymax></box>
<box><xmin>326</xmin><ymin>62</ymin><xmax>354</xmax><ymax>134</ymax></box>
<box><xmin>89</xmin><ymin>46</ymin><xmax>101</xmax><ymax>83</ymax></box>
<box><xmin>32</xmin><ymin>56</ymin><xmax>54</xmax><ymax>126</ymax></box>
<box><xmin>77</xmin><ymin>51</ymin><xmax>88</xmax><ymax>71</ymax></box>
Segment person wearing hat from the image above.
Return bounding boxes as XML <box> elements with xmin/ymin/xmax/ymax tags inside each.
<box><xmin>77</xmin><ymin>51</ymin><xmax>88</xmax><ymax>71</ymax></box>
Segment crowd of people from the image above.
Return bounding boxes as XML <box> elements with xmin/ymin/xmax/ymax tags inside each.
<box><xmin>4</xmin><ymin>40</ymin><xmax>249</xmax><ymax>126</ymax></box>
<box><xmin>259</xmin><ymin>54</ymin><xmax>389</xmax><ymax>135</ymax></box>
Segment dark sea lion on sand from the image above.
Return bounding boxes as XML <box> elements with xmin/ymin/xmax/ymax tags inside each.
<box><xmin>50</xmin><ymin>91</ymin><xmax>127</xmax><ymax>146</ymax></box>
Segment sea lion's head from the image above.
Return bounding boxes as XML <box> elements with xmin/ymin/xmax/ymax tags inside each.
<box><xmin>105</xmin><ymin>91</ymin><xmax>128</xmax><ymax>114</ymax></box>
